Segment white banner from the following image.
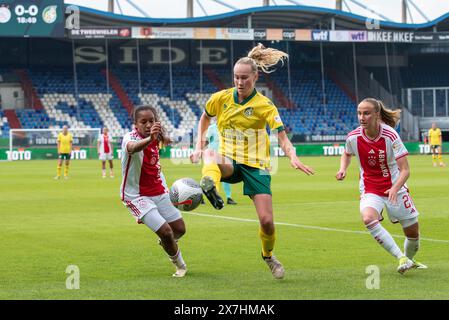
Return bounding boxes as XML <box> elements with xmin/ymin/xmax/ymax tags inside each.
<box><xmin>132</xmin><ymin>27</ymin><xmax>194</xmax><ymax>39</ymax></box>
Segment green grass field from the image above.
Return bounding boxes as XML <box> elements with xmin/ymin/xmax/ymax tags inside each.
<box><xmin>1</xmin><ymin>155</ymin><xmax>449</xmax><ymax>300</ymax></box>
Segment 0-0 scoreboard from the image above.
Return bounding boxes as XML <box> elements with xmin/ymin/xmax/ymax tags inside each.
<box><xmin>0</xmin><ymin>0</ymin><xmax>64</xmax><ymax>37</ymax></box>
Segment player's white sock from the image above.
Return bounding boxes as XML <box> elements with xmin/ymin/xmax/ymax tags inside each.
<box><xmin>366</xmin><ymin>220</ymin><xmax>403</xmax><ymax>259</ymax></box>
<box><xmin>169</xmin><ymin>249</ymin><xmax>186</xmax><ymax>269</ymax></box>
<box><xmin>404</xmin><ymin>237</ymin><xmax>420</xmax><ymax>260</ymax></box>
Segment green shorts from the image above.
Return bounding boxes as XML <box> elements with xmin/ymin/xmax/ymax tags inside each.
<box><xmin>221</xmin><ymin>160</ymin><xmax>271</xmax><ymax>196</ymax></box>
<box><xmin>430</xmin><ymin>145</ymin><xmax>441</xmax><ymax>151</ymax></box>
<box><xmin>59</xmin><ymin>153</ymin><xmax>71</xmax><ymax>160</ymax></box>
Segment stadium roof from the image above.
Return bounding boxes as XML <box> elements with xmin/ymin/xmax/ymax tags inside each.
<box><xmin>75</xmin><ymin>4</ymin><xmax>449</xmax><ymax>32</ymax></box>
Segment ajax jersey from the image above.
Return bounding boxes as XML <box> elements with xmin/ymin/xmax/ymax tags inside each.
<box><xmin>345</xmin><ymin>123</ymin><xmax>409</xmax><ymax>197</ymax></box>
<box><xmin>120</xmin><ymin>130</ymin><xmax>166</xmax><ymax>201</ymax></box>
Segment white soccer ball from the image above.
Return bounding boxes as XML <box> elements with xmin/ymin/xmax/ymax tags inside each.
<box><xmin>169</xmin><ymin>177</ymin><xmax>203</xmax><ymax>211</ymax></box>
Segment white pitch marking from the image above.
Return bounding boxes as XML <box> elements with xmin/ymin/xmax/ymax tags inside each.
<box><xmin>186</xmin><ymin>211</ymin><xmax>449</xmax><ymax>244</ymax></box>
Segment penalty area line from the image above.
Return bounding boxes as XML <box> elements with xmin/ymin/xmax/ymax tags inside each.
<box><xmin>185</xmin><ymin>211</ymin><xmax>449</xmax><ymax>244</ymax></box>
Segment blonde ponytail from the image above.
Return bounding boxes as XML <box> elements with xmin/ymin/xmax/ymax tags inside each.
<box><xmin>236</xmin><ymin>43</ymin><xmax>288</xmax><ymax>74</ymax></box>
<box><xmin>362</xmin><ymin>98</ymin><xmax>401</xmax><ymax>128</ymax></box>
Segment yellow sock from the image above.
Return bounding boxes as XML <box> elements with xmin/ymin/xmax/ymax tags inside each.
<box><xmin>432</xmin><ymin>155</ymin><xmax>437</xmax><ymax>164</ymax></box>
<box><xmin>202</xmin><ymin>163</ymin><xmax>221</xmax><ymax>192</ymax></box>
<box><xmin>56</xmin><ymin>165</ymin><xmax>62</xmax><ymax>177</ymax></box>
<box><xmin>64</xmin><ymin>165</ymin><xmax>69</xmax><ymax>177</ymax></box>
<box><xmin>259</xmin><ymin>228</ymin><xmax>276</xmax><ymax>258</ymax></box>
<box><xmin>438</xmin><ymin>154</ymin><xmax>443</xmax><ymax>161</ymax></box>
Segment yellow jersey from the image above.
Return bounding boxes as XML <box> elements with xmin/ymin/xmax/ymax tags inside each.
<box><xmin>205</xmin><ymin>88</ymin><xmax>284</xmax><ymax>169</ymax></box>
<box><xmin>57</xmin><ymin>132</ymin><xmax>73</xmax><ymax>154</ymax></box>
<box><xmin>428</xmin><ymin>128</ymin><xmax>442</xmax><ymax>146</ymax></box>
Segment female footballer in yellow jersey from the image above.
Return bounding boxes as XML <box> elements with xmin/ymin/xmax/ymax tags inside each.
<box><xmin>190</xmin><ymin>43</ymin><xmax>314</xmax><ymax>279</ymax></box>
<box><xmin>427</xmin><ymin>122</ymin><xmax>446</xmax><ymax>167</ymax></box>
<box><xmin>55</xmin><ymin>125</ymin><xmax>73</xmax><ymax>179</ymax></box>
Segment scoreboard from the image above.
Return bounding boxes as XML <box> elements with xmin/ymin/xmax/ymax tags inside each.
<box><xmin>0</xmin><ymin>0</ymin><xmax>64</xmax><ymax>37</ymax></box>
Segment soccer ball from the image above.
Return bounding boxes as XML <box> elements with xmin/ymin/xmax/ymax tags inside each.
<box><xmin>169</xmin><ymin>177</ymin><xmax>203</xmax><ymax>211</ymax></box>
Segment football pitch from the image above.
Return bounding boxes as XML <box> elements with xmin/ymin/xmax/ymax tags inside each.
<box><xmin>1</xmin><ymin>155</ymin><xmax>448</xmax><ymax>300</ymax></box>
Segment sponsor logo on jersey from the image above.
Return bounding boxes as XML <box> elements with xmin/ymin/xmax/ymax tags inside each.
<box><xmin>379</xmin><ymin>149</ymin><xmax>389</xmax><ymax>177</ymax></box>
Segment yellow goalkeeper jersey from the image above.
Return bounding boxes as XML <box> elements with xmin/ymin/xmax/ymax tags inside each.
<box><xmin>57</xmin><ymin>132</ymin><xmax>73</xmax><ymax>153</ymax></box>
<box><xmin>204</xmin><ymin>88</ymin><xmax>284</xmax><ymax>169</ymax></box>
<box><xmin>428</xmin><ymin>128</ymin><xmax>442</xmax><ymax>146</ymax></box>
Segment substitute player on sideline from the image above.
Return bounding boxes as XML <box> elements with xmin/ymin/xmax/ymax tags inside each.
<box><xmin>97</xmin><ymin>127</ymin><xmax>114</xmax><ymax>178</ymax></box>
<box><xmin>336</xmin><ymin>98</ymin><xmax>427</xmax><ymax>274</ymax></box>
<box><xmin>427</xmin><ymin>122</ymin><xmax>446</xmax><ymax>167</ymax></box>
<box><xmin>191</xmin><ymin>43</ymin><xmax>314</xmax><ymax>279</ymax></box>
<box><xmin>120</xmin><ymin>105</ymin><xmax>187</xmax><ymax>277</ymax></box>
<box><xmin>55</xmin><ymin>125</ymin><xmax>73</xmax><ymax>180</ymax></box>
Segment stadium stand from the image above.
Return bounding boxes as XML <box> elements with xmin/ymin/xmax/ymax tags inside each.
<box><xmin>6</xmin><ymin>63</ymin><xmax>359</xmax><ymax>138</ymax></box>
<box><xmin>0</xmin><ymin>111</ymin><xmax>11</xmax><ymax>138</ymax></box>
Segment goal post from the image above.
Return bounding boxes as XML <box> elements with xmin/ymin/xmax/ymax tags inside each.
<box><xmin>8</xmin><ymin>128</ymin><xmax>101</xmax><ymax>161</ymax></box>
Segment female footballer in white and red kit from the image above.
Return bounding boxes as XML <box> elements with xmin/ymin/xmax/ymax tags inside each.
<box><xmin>120</xmin><ymin>105</ymin><xmax>187</xmax><ymax>277</ymax></box>
<box><xmin>97</xmin><ymin>127</ymin><xmax>114</xmax><ymax>178</ymax></box>
<box><xmin>336</xmin><ymin>98</ymin><xmax>427</xmax><ymax>274</ymax></box>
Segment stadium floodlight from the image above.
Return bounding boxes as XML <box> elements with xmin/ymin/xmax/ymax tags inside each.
<box><xmin>8</xmin><ymin>128</ymin><xmax>101</xmax><ymax>161</ymax></box>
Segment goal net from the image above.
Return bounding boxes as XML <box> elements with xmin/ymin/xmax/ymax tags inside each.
<box><xmin>8</xmin><ymin>128</ymin><xmax>101</xmax><ymax>161</ymax></box>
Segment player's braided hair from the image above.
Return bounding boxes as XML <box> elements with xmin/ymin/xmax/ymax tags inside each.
<box><xmin>362</xmin><ymin>98</ymin><xmax>401</xmax><ymax>129</ymax></box>
<box><xmin>236</xmin><ymin>43</ymin><xmax>289</xmax><ymax>74</ymax></box>
<box><xmin>133</xmin><ymin>105</ymin><xmax>172</xmax><ymax>146</ymax></box>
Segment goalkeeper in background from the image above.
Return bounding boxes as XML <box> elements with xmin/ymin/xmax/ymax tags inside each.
<box><xmin>55</xmin><ymin>125</ymin><xmax>73</xmax><ymax>180</ymax></box>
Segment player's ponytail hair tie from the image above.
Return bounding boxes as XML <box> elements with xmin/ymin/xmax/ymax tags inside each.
<box><xmin>362</xmin><ymin>98</ymin><xmax>401</xmax><ymax>129</ymax></box>
<box><xmin>236</xmin><ymin>43</ymin><xmax>289</xmax><ymax>74</ymax></box>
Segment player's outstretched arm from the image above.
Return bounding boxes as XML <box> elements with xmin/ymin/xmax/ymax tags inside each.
<box><xmin>277</xmin><ymin>130</ymin><xmax>314</xmax><ymax>175</ymax></box>
<box><xmin>336</xmin><ymin>152</ymin><xmax>351</xmax><ymax>181</ymax></box>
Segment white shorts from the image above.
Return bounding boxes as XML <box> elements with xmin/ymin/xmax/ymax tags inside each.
<box><xmin>99</xmin><ymin>152</ymin><xmax>113</xmax><ymax>161</ymax></box>
<box><xmin>360</xmin><ymin>190</ymin><xmax>419</xmax><ymax>226</ymax></box>
<box><xmin>123</xmin><ymin>193</ymin><xmax>182</xmax><ymax>231</ymax></box>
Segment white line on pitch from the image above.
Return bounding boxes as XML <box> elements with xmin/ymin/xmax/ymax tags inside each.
<box><xmin>186</xmin><ymin>211</ymin><xmax>449</xmax><ymax>244</ymax></box>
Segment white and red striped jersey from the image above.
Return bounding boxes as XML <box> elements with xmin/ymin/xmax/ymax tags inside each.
<box><xmin>98</xmin><ymin>133</ymin><xmax>113</xmax><ymax>154</ymax></box>
<box><xmin>345</xmin><ymin>123</ymin><xmax>409</xmax><ymax>197</ymax></box>
<box><xmin>120</xmin><ymin>130</ymin><xmax>166</xmax><ymax>201</ymax></box>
